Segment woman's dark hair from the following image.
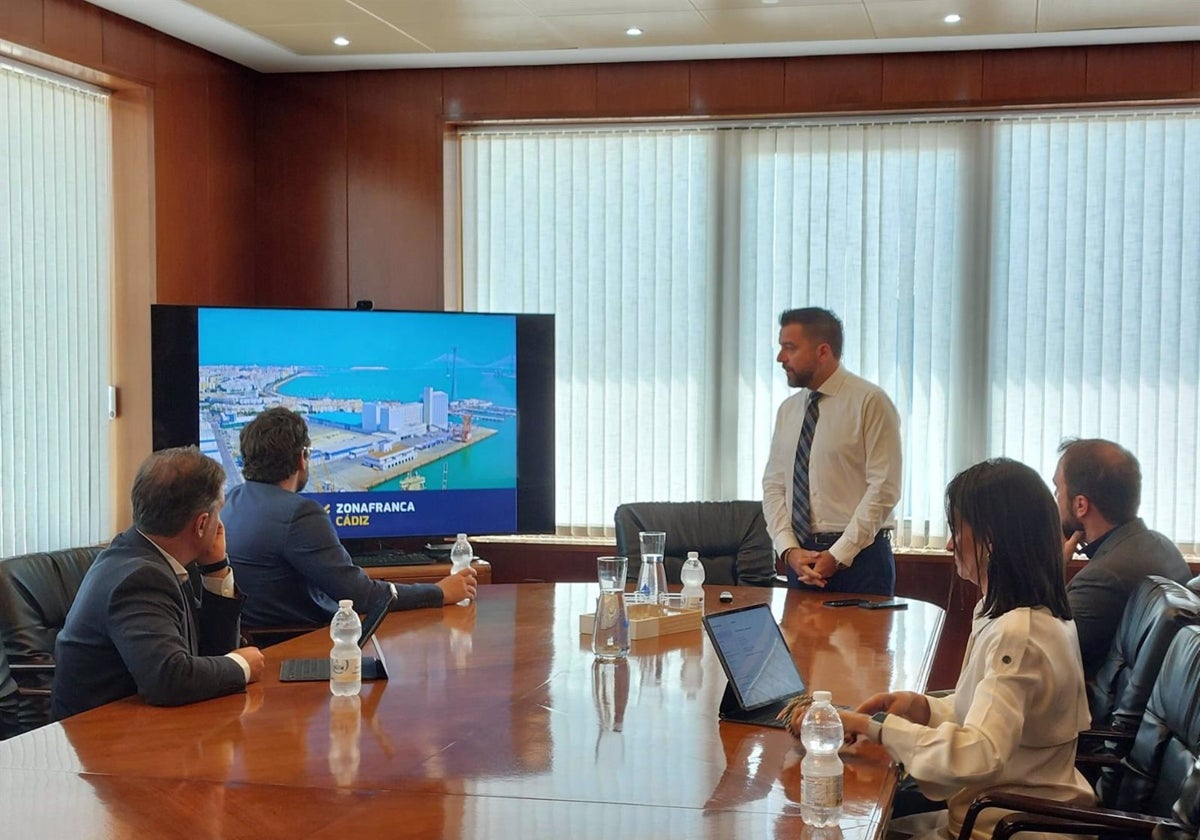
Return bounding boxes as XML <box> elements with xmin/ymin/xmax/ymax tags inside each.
<box><xmin>945</xmin><ymin>458</ymin><xmax>1071</xmax><ymax>620</ymax></box>
<box><xmin>239</xmin><ymin>406</ymin><xmax>310</xmax><ymax>483</ymax></box>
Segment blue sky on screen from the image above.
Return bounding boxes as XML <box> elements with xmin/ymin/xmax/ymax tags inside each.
<box><xmin>198</xmin><ymin>308</ymin><xmax>516</xmax><ymax>369</ymax></box>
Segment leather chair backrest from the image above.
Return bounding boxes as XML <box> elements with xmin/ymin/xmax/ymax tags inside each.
<box><xmin>1104</xmin><ymin>625</ymin><xmax>1200</xmax><ymax>815</ymax></box>
<box><xmin>0</xmin><ymin>638</ymin><xmax>18</xmax><ymax>738</ymax></box>
<box><xmin>1164</xmin><ymin>755</ymin><xmax>1200</xmax><ymax>840</ymax></box>
<box><xmin>1089</xmin><ymin>576</ymin><xmax>1200</xmax><ymax>731</ymax></box>
<box><xmin>614</xmin><ymin>501</ymin><xmax>775</xmax><ymax>587</ymax></box>
<box><xmin>0</xmin><ymin>546</ymin><xmax>101</xmax><ymax>735</ymax></box>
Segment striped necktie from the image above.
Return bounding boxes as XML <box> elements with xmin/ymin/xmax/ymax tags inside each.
<box><xmin>791</xmin><ymin>391</ymin><xmax>822</xmax><ymax>545</ymax></box>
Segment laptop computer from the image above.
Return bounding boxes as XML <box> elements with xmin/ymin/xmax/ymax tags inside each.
<box><xmin>279</xmin><ymin>589</ymin><xmax>396</xmax><ymax>682</ymax></box>
<box><xmin>702</xmin><ymin>603</ymin><xmax>807</xmax><ymax>728</ymax></box>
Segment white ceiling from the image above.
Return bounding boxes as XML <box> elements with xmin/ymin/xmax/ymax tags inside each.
<box><xmin>87</xmin><ymin>0</ymin><xmax>1200</xmax><ymax>73</ymax></box>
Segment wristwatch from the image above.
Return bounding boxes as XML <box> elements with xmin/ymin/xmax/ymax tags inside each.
<box><xmin>196</xmin><ymin>557</ymin><xmax>230</xmax><ymax>575</ymax></box>
<box><xmin>868</xmin><ymin>711</ymin><xmax>888</xmax><ymax>742</ymax></box>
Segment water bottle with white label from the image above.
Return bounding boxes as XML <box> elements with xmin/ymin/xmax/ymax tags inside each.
<box><xmin>329</xmin><ymin>600</ymin><xmax>361</xmax><ymax>697</ymax></box>
<box><xmin>450</xmin><ymin>533</ymin><xmax>473</xmax><ymax>606</ymax></box>
<box><xmin>680</xmin><ymin>551</ymin><xmax>705</xmax><ymax>610</ymax></box>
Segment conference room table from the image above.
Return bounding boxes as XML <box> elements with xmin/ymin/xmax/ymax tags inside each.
<box><xmin>0</xmin><ymin>583</ymin><xmax>944</xmax><ymax>839</ymax></box>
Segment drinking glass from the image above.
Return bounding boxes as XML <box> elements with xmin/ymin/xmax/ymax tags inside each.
<box><xmin>596</xmin><ymin>555</ymin><xmax>627</xmax><ymax>593</ymax></box>
<box><xmin>592</xmin><ymin>590</ymin><xmax>630</xmax><ymax>660</ymax></box>
<box><xmin>636</xmin><ymin>530</ymin><xmax>668</xmax><ymax>603</ymax></box>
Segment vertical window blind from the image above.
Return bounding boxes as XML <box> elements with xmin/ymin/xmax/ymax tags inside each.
<box><xmin>0</xmin><ymin>62</ymin><xmax>112</xmax><ymax>555</ymax></box>
<box><xmin>458</xmin><ymin>110</ymin><xmax>1200</xmax><ymax>553</ymax></box>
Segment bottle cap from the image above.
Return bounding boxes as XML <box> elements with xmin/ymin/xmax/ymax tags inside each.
<box><xmin>338</xmin><ymin>599</ymin><xmax>354</xmax><ymax>609</ymax></box>
<box><xmin>687</xmin><ymin>551</ymin><xmax>699</xmax><ymax>560</ymax></box>
<box><xmin>457</xmin><ymin>533</ymin><xmax>467</xmax><ymax>540</ymax></box>
<box><xmin>813</xmin><ymin>690</ymin><xmax>832</xmax><ymax>703</ymax></box>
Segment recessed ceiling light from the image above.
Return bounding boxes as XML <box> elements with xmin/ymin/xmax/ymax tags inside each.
<box><xmin>625</xmin><ymin>27</ymin><xmax>643</xmax><ymax>37</ymax></box>
<box><xmin>332</xmin><ymin>35</ymin><xmax>351</xmax><ymax>47</ymax></box>
<box><xmin>943</xmin><ymin>13</ymin><xmax>962</xmax><ymax>24</ymax></box>
<box><xmin>762</xmin><ymin>0</ymin><xmax>779</xmax><ymax>4</ymax></box>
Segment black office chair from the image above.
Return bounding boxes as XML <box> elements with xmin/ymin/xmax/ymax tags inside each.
<box><xmin>957</xmin><ymin>624</ymin><xmax>1200</xmax><ymax>839</ymax></box>
<box><xmin>1089</xmin><ymin>576</ymin><xmax>1200</xmax><ymax>730</ymax></box>
<box><xmin>614</xmin><ymin>501</ymin><xmax>776</xmax><ymax>587</ymax></box>
<box><xmin>0</xmin><ymin>546</ymin><xmax>101</xmax><ymax>738</ymax></box>
<box><xmin>1077</xmin><ymin>577</ymin><xmax>1200</xmax><ymax>785</ymax></box>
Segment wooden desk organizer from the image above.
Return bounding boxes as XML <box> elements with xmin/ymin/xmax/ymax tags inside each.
<box><xmin>579</xmin><ymin>596</ymin><xmax>702</xmax><ymax>640</ymax></box>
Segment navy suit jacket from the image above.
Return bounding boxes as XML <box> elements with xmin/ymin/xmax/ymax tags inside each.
<box><xmin>1067</xmin><ymin>518</ymin><xmax>1191</xmax><ymax>679</ymax></box>
<box><xmin>52</xmin><ymin>528</ymin><xmax>246</xmax><ymax>719</ymax></box>
<box><xmin>223</xmin><ymin>480</ymin><xmax>441</xmax><ymax>629</ymax></box>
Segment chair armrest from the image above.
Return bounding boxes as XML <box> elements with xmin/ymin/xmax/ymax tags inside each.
<box><xmin>8</xmin><ymin>663</ymin><xmax>55</xmax><ymax>698</ymax></box>
<box><xmin>992</xmin><ymin>810</ymin><xmax>1167</xmax><ymax>840</ymax></box>
<box><xmin>8</xmin><ymin>663</ymin><xmax>55</xmax><ymax>674</ymax></box>
<box><xmin>957</xmin><ymin>791</ymin><xmax>1174</xmax><ymax>840</ymax></box>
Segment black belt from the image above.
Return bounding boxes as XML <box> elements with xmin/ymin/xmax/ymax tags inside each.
<box><xmin>809</xmin><ymin>529</ymin><xmax>891</xmax><ymax>548</ymax></box>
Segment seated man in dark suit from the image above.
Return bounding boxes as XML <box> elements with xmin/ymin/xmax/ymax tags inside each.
<box><xmin>53</xmin><ymin>447</ymin><xmax>265</xmax><ymax>719</ymax></box>
<box><xmin>1054</xmin><ymin>437</ymin><xmax>1192</xmax><ymax>679</ymax></box>
<box><xmin>223</xmin><ymin>407</ymin><xmax>476</xmax><ymax>632</ymax></box>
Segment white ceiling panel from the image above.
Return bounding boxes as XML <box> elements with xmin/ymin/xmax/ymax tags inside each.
<box><xmin>701</xmin><ymin>5</ymin><xmax>875</xmax><ymax>42</ymax></box>
<box><xmin>77</xmin><ymin>0</ymin><xmax>1200</xmax><ymax>72</ymax></box>
<box><xmin>867</xmin><ymin>0</ymin><xmax>1039</xmax><ymax>39</ymax></box>
<box><xmin>1037</xmin><ymin>0</ymin><xmax>1200</xmax><ymax>33</ymax></box>
<box><xmin>252</xmin><ymin>21</ymin><xmax>429</xmax><ymax>54</ymax></box>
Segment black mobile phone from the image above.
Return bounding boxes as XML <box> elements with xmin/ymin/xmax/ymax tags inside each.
<box><xmin>823</xmin><ymin>598</ymin><xmax>866</xmax><ymax>607</ymax></box>
<box><xmin>860</xmin><ymin>599</ymin><xmax>908</xmax><ymax>610</ymax></box>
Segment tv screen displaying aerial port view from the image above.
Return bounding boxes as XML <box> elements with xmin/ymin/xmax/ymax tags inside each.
<box><xmin>151</xmin><ymin>305</ymin><xmax>554</xmax><ymax>541</ymax></box>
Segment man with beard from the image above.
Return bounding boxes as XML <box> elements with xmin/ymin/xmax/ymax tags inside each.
<box><xmin>762</xmin><ymin>308</ymin><xmax>902</xmax><ymax>596</ymax></box>
<box><xmin>1054</xmin><ymin>438</ymin><xmax>1190</xmax><ymax>679</ymax></box>
<box><xmin>224</xmin><ymin>407</ymin><xmax>475</xmax><ymax>634</ymax></box>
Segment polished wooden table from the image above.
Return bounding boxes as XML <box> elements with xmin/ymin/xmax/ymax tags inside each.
<box><xmin>0</xmin><ymin>584</ymin><xmax>943</xmax><ymax>839</ymax></box>
<box><xmin>360</xmin><ymin>558</ymin><xmax>491</xmax><ymax>585</ymax></box>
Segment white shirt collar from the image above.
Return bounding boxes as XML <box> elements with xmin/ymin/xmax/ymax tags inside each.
<box><xmin>137</xmin><ymin>529</ymin><xmax>189</xmax><ymax>581</ymax></box>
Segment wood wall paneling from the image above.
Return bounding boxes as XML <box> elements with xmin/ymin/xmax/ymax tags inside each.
<box><xmin>205</xmin><ymin>55</ymin><xmax>257</xmax><ymax>306</ymax></box>
<box><xmin>100</xmin><ymin>11</ymin><xmax>157</xmax><ymax>85</ymax></box>
<box><xmin>347</xmin><ymin>70</ymin><xmax>445</xmax><ymax>311</ymax></box>
<box><xmin>881</xmin><ymin>51</ymin><xmax>983</xmax><ymax>106</ymax></box>
<box><xmin>690</xmin><ymin>58</ymin><xmax>785</xmax><ymax>114</ymax></box>
<box><xmin>0</xmin><ymin>0</ymin><xmax>45</xmax><ymax>48</ymax></box>
<box><xmin>505</xmin><ymin>64</ymin><xmax>598</xmax><ymax>118</ymax></box>
<box><xmin>785</xmin><ymin>54</ymin><xmax>883</xmax><ymax>112</ymax></box>
<box><xmin>596</xmin><ymin>62</ymin><xmax>691</xmax><ymax>116</ymax></box>
<box><xmin>443</xmin><ymin>67</ymin><xmax>507</xmax><ymax>120</ymax></box>
<box><xmin>152</xmin><ymin>35</ymin><xmax>213</xmax><ymax>304</ymax></box>
<box><xmin>981</xmin><ymin>47</ymin><xmax>1087</xmax><ymax>104</ymax></box>
<box><xmin>1086</xmin><ymin>43</ymin><xmax>1197</xmax><ymax>98</ymax></box>
<box><xmin>42</xmin><ymin>0</ymin><xmax>101</xmax><ymax>68</ymax></box>
<box><xmin>254</xmin><ymin>72</ymin><xmax>350</xmax><ymax>308</ymax></box>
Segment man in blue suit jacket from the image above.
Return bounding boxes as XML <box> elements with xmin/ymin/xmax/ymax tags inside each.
<box><xmin>223</xmin><ymin>407</ymin><xmax>476</xmax><ymax>631</ymax></box>
<box><xmin>53</xmin><ymin>448</ymin><xmax>265</xmax><ymax>719</ymax></box>
<box><xmin>1055</xmin><ymin>438</ymin><xmax>1192</xmax><ymax>679</ymax></box>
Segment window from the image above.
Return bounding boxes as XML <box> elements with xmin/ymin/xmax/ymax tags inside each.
<box><xmin>458</xmin><ymin>111</ymin><xmax>1200</xmax><ymax>554</ymax></box>
<box><xmin>0</xmin><ymin>62</ymin><xmax>112</xmax><ymax>555</ymax></box>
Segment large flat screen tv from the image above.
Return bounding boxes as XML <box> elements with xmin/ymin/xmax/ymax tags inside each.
<box><xmin>151</xmin><ymin>305</ymin><xmax>554</xmax><ymax>542</ymax></box>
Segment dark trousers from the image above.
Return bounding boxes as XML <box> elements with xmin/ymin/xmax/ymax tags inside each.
<box><xmin>786</xmin><ymin>529</ymin><xmax>895</xmax><ymax>596</ymax></box>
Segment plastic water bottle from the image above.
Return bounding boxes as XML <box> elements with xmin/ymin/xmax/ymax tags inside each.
<box><xmin>800</xmin><ymin>690</ymin><xmax>844</xmax><ymax>827</ymax></box>
<box><xmin>450</xmin><ymin>533</ymin><xmax>473</xmax><ymax>606</ymax></box>
<box><xmin>329</xmin><ymin>599</ymin><xmax>362</xmax><ymax>696</ymax></box>
<box><xmin>680</xmin><ymin>551</ymin><xmax>705</xmax><ymax>610</ymax></box>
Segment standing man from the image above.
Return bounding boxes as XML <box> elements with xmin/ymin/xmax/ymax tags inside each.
<box><xmin>223</xmin><ymin>407</ymin><xmax>476</xmax><ymax>634</ymax></box>
<box><xmin>1054</xmin><ymin>438</ymin><xmax>1191</xmax><ymax>679</ymax></box>
<box><xmin>53</xmin><ymin>447</ymin><xmax>264</xmax><ymax>719</ymax></box>
<box><xmin>762</xmin><ymin>308</ymin><xmax>902</xmax><ymax>596</ymax></box>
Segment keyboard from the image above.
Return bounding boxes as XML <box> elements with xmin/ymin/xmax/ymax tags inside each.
<box><xmin>351</xmin><ymin>551</ymin><xmax>443</xmax><ymax>568</ymax></box>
